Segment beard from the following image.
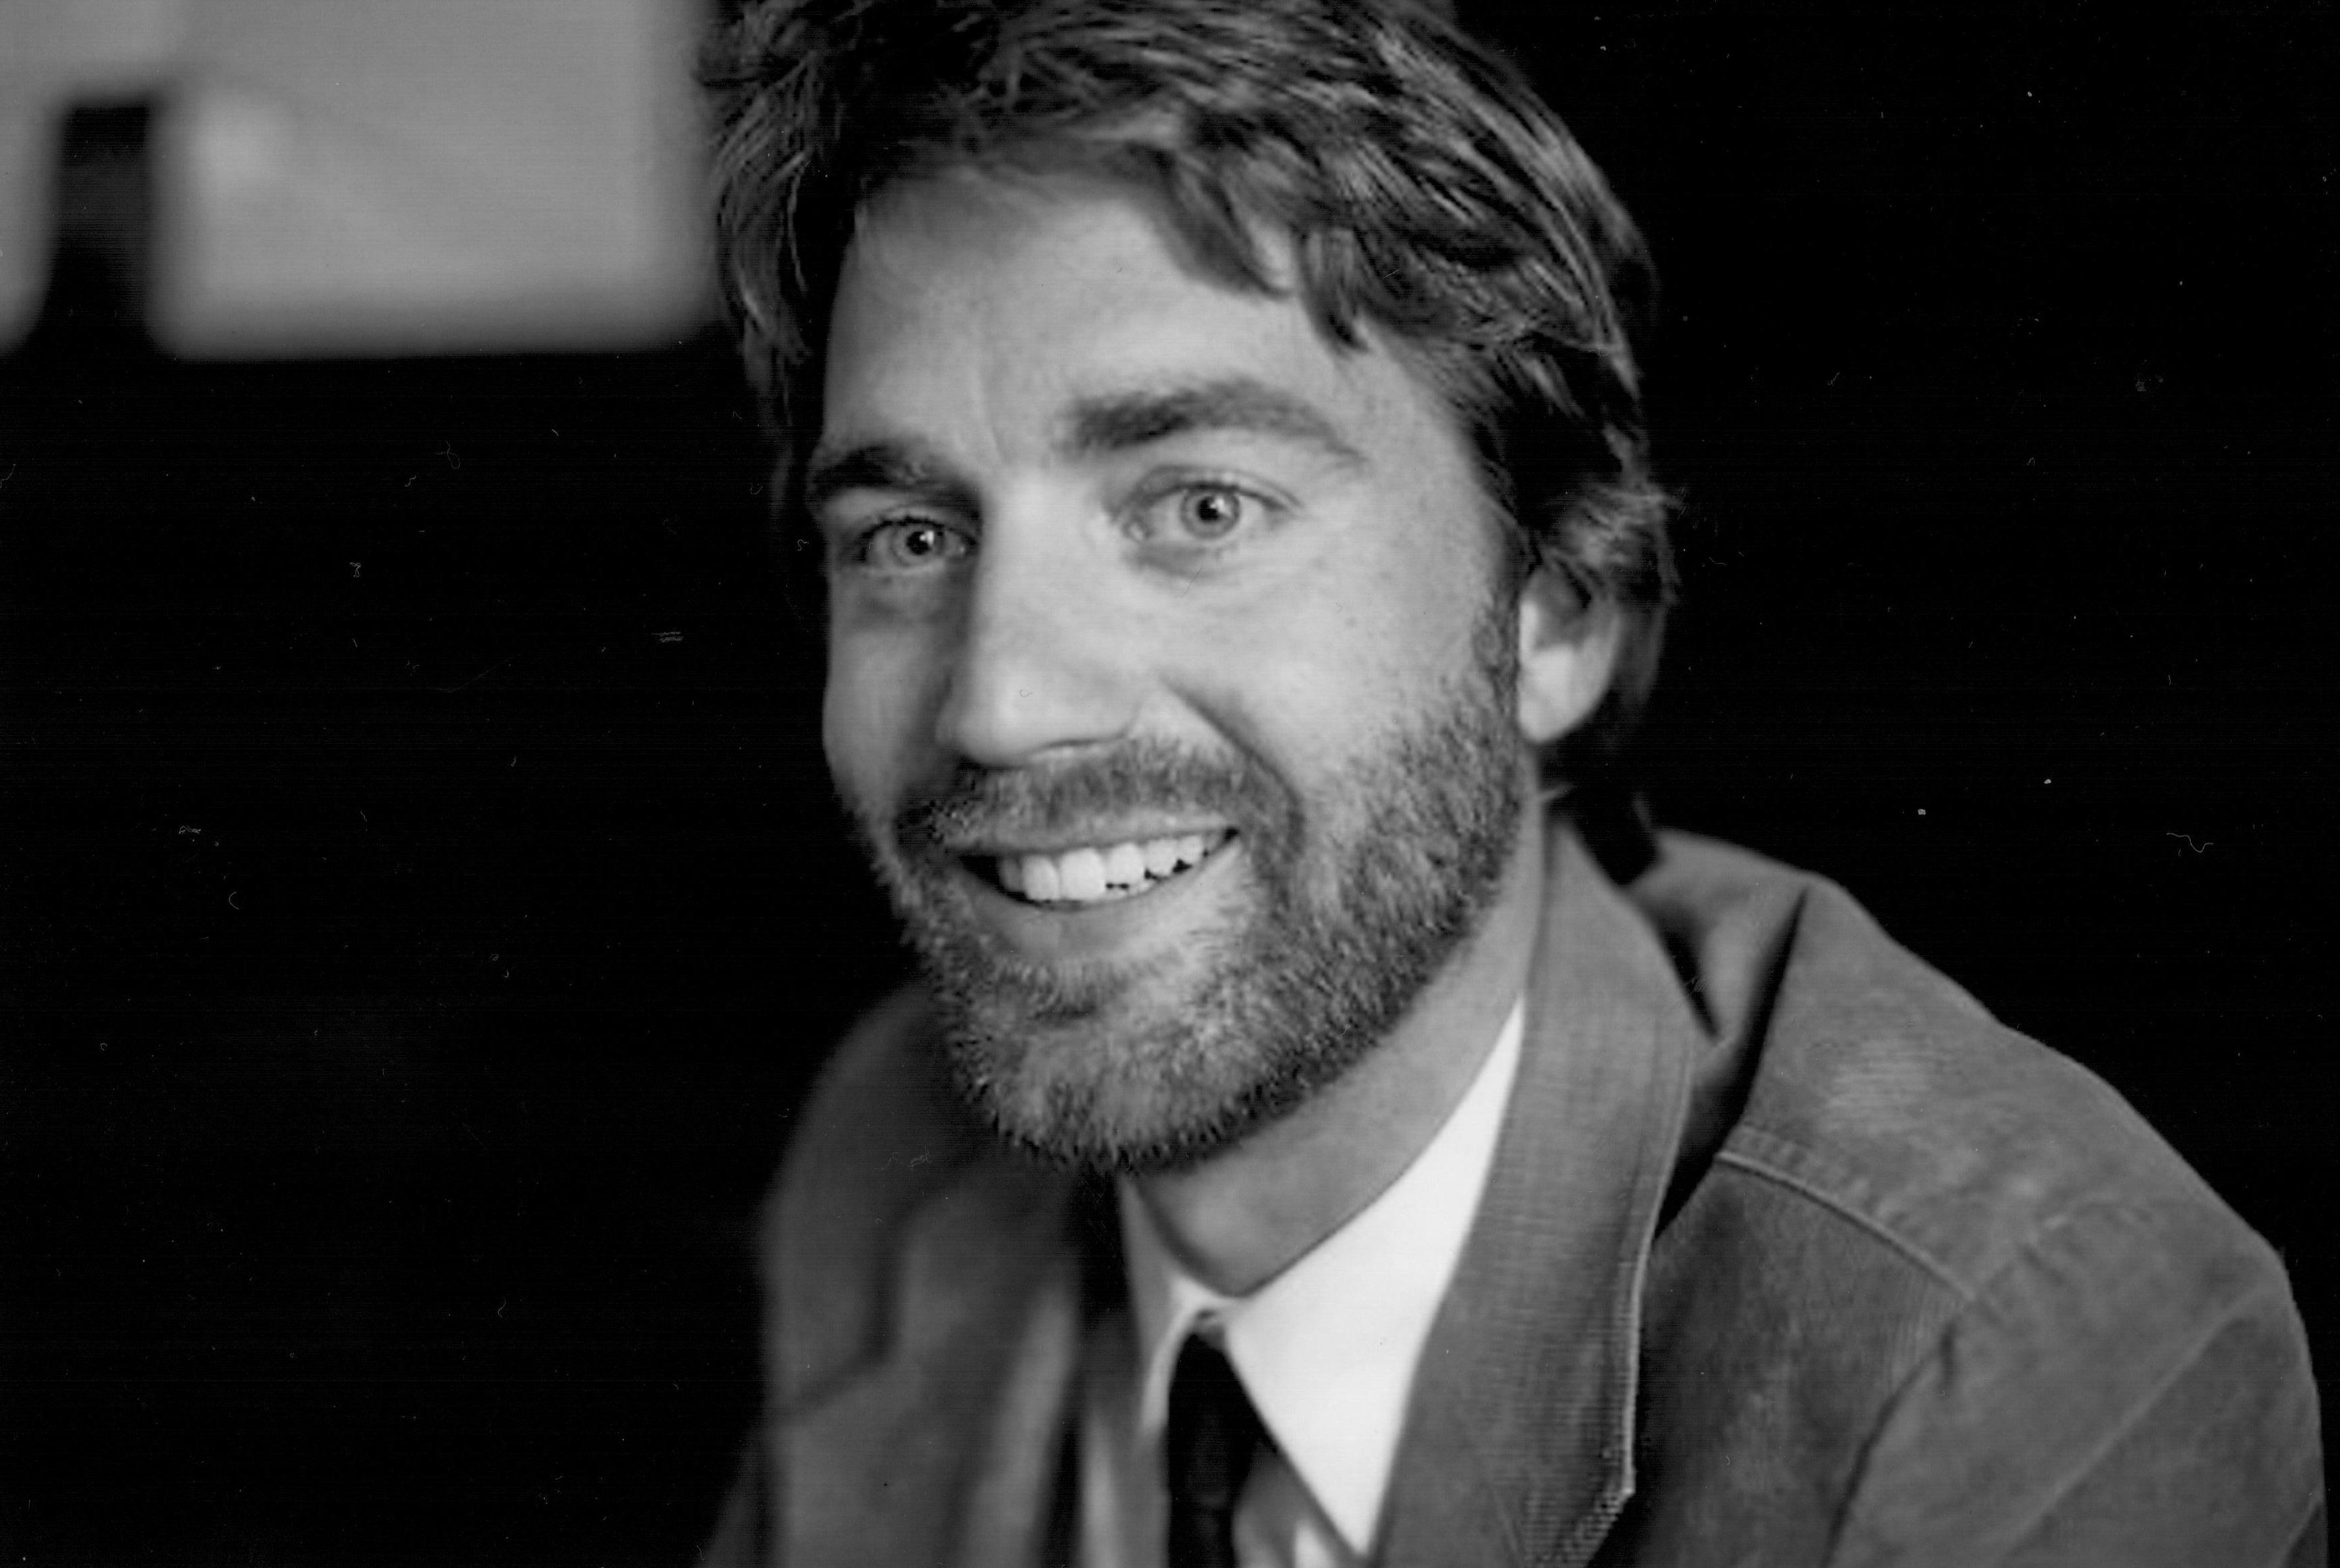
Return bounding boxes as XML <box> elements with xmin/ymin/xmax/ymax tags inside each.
<box><xmin>844</xmin><ymin>611</ymin><xmax>1529</xmax><ymax>1175</ymax></box>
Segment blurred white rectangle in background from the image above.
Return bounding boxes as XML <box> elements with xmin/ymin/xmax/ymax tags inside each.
<box><xmin>0</xmin><ymin>0</ymin><xmax>711</xmax><ymax>357</ymax></box>
<box><xmin>0</xmin><ymin>0</ymin><xmax>188</xmax><ymax>345</ymax></box>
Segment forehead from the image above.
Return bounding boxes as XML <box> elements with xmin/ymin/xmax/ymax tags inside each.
<box><xmin>816</xmin><ymin>170</ymin><xmax>1462</xmax><ymax>469</ymax></box>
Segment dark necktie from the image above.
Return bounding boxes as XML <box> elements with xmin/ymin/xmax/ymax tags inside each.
<box><xmin>1164</xmin><ymin>1331</ymin><xmax>1264</xmax><ymax>1568</ymax></box>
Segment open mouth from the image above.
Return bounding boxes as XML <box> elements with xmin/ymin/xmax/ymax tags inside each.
<box><xmin>981</xmin><ymin>829</ymin><xmax>1234</xmax><ymax>907</ymax></box>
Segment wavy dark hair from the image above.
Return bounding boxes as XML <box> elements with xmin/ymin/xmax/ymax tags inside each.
<box><xmin>705</xmin><ymin>0</ymin><xmax>1676</xmax><ymax>825</ymax></box>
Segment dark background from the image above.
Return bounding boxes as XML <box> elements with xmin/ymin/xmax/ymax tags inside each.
<box><xmin>6</xmin><ymin>3</ymin><xmax>2332</xmax><ymax>1562</ymax></box>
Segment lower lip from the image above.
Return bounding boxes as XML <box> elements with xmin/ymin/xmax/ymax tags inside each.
<box><xmin>961</xmin><ymin>840</ymin><xmax>1238</xmax><ymax>962</ymax></box>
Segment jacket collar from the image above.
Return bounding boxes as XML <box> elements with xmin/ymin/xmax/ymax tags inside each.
<box><xmin>1374</xmin><ymin>824</ymin><xmax>1701</xmax><ymax>1567</ymax></box>
<box><xmin>777</xmin><ymin>1138</ymin><xmax>1093</xmax><ymax>1568</ymax></box>
<box><xmin>777</xmin><ymin>818</ymin><xmax>1703</xmax><ymax>1567</ymax></box>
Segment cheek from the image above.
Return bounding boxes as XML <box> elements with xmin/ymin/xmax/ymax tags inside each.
<box><xmin>1284</xmin><ymin>547</ymin><xmax>1493</xmax><ymax>713</ymax></box>
<box><xmin>1167</xmin><ymin>604</ymin><xmax>1445</xmax><ymax>787</ymax></box>
<box><xmin>821</xmin><ymin>629</ymin><xmax>937</xmax><ymax>807</ymax></box>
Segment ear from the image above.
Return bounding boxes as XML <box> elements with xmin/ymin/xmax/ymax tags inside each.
<box><xmin>1514</xmin><ymin>567</ymin><xmax>1620</xmax><ymax>745</ymax></box>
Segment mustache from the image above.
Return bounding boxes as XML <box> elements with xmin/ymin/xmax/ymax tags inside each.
<box><xmin>894</xmin><ymin>741</ymin><xmax>1292</xmax><ymax>850</ymax></box>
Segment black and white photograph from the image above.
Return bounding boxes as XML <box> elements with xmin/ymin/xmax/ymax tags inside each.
<box><xmin>5</xmin><ymin>1</ymin><xmax>2331</xmax><ymax>1562</ymax></box>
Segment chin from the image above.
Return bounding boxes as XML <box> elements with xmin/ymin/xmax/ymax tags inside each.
<box><xmin>933</xmin><ymin>941</ymin><xmax>1398</xmax><ymax>1176</ymax></box>
<box><xmin>935</xmin><ymin>967</ymin><xmax>1256</xmax><ymax>1174</ymax></box>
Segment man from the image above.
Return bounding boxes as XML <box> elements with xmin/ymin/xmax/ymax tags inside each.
<box><xmin>698</xmin><ymin>0</ymin><xmax>2323</xmax><ymax>1562</ymax></box>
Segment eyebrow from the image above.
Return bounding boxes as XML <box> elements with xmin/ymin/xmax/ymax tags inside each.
<box><xmin>803</xmin><ymin>374</ymin><xmax>1364</xmax><ymax>516</ymax></box>
<box><xmin>1058</xmin><ymin>376</ymin><xmax>1364</xmax><ymax>469</ymax></box>
<box><xmin>803</xmin><ymin>440</ymin><xmax>979</xmax><ymax>520</ymax></box>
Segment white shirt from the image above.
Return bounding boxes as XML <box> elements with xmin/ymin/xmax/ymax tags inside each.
<box><xmin>1079</xmin><ymin>1000</ymin><xmax>1525</xmax><ymax>1568</ymax></box>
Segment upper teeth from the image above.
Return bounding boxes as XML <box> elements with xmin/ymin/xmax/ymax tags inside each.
<box><xmin>997</xmin><ymin>834</ymin><xmax>1221</xmax><ymax>905</ymax></box>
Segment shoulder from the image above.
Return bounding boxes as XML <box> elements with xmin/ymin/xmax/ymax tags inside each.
<box><xmin>775</xmin><ymin>981</ymin><xmax>983</xmax><ymax>1218</ymax></box>
<box><xmin>1629</xmin><ymin>830</ymin><xmax>2264</xmax><ymax>1296</ymax></box>
<box><xmin>1628</xmin><ymin>833</ymin><xmax>2323</xmax><ymax>1563</ymax></box>
<box><xmin>757</xmin><ymin>982</ymin><xmax>1001</xmax><ymax>1405</ymax></box>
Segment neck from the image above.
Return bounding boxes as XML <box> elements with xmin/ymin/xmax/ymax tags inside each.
<box><xmin>1129</xmin><ymin>802</ymin><xmax>1549</xmax><ymax>1296</ymax></box>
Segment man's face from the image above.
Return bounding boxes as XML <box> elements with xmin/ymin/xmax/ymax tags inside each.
<box><xmin>813</xmin><ymin>171</ymin><xmax>1541</xmax><ymax>1172</ymax></box>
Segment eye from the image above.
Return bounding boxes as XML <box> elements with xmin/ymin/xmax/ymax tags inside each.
<box><xmin>1176</xmin><ymin>485</ymin><xmax>1248</xmax><ymax>539</ymax></box>
<box><xmin>1135</xmin><ymin>481</ymin><xmax>1278</xmax><ymax>547</ymax></box>
<box><xmin>848</xmin><ymin>517</ymin><xmax>973</xmax><ymax>572</ymax></box>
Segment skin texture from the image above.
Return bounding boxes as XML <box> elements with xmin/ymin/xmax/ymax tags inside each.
<box><xmin>815</xmin><ymin>171</ymin><xmax>1615</xmax><ymax>1290</ymax></box>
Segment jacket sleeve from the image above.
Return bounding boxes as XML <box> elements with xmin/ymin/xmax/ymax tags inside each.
<box><xmin>1824</xmin><ymin>1194</ymin><xmax>2323</xmax><ymax>1568</ymax></box>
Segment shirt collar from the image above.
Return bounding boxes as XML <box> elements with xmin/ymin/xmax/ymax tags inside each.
<box><xmin>1119</xmin><ymin>997</ymin><xmax>1526</xmax><ymax>1554</ymax></box>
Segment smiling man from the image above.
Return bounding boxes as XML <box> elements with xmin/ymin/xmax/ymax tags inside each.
<box><xmin>815</xmin><ymin>173</ymin><xmax>1566</xmax><ymax>1208</ymax></box>
<box><xmin>699</xmin><ymin>3</ymin><xmax>2322</xmax><ymax>1565</ymax></box>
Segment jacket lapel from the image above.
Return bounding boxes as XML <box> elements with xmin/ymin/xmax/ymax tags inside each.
<box><xmin>1377</xmin><ymin>829</ymin><xmax>1702</xmax><ymax>1567</ymax></box>
<box><xmin>773</xmin><ymin>826</ymin><xmax>1704</xmax><ymax>1568</ymax></box>
<box><xmin>780</xmin><ymin>1148</ymin><xmax>1087</xmax><ymax>1568</ymax></box>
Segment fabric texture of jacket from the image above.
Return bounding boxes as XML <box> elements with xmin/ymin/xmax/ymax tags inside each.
<box><xmin>703</xmin><ymin>820</ymin><xmax>2324</xmax><ymax>1567</ymax></box>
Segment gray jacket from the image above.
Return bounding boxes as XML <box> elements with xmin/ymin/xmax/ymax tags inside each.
<box><xmin>706</xmin><ymin>823</ymin><xmax>2323</xmax><ymax>1565</ymax></box>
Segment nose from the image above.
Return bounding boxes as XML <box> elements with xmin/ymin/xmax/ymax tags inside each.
<box><xmin>934</xmin><ymin>516</ymin><xmax>1141</xmax><ymax>767</ymax></box>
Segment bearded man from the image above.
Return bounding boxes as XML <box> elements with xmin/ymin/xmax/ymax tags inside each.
<box><xmin>697</xmin><ymin>1</ymin><xmax>2323</xmax><ymax>1563</ymax></box>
